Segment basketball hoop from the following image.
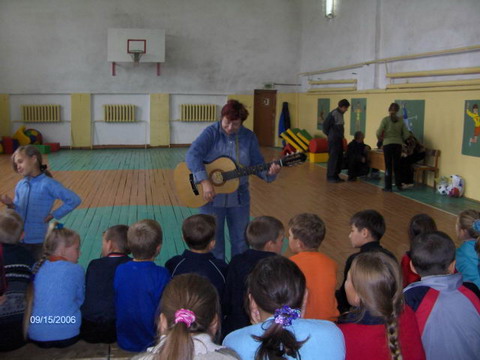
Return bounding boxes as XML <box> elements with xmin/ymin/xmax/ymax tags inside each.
<box><xmin>129</xmin><ymin>50</ymin><xmax>145</xmax><ymax>64</ymax></box>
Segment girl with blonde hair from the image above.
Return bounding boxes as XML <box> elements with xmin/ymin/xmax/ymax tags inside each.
<box><xmin>0</xmin><ymin>145</ymin><xmax>81</xmax><ymax>260</ymax></box>
<box><xmin>27</xmin><ymin>222</ymin><xmax>84</xmax><ymax>348</ymax></box>
<box><xmin>455</xmin><ymin>209</ymin><xmax>480</xmax><ymax>288</ymax></box>
<box><xmin>338</xmin><ymin>252</ymin><xmax>425</xmax><ymax>360</ymax></box>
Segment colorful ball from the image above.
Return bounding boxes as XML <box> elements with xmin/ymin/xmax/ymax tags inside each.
<box><xmin>24</xmin><ymin>128</ymin><xmax>43</xmax><ymax>145</ymax></box>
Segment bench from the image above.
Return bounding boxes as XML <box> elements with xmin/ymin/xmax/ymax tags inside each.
<box><xmin>412</xmin><ymin>148</ymin><xmax>440</xmax><ymax>188</ymax></box>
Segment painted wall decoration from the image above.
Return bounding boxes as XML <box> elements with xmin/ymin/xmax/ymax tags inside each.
<box><xmin>317</xmin><ymin>98</ymin><xmax>330</xmax><ymax>130</ymax></box>
<box><xmin>462</xmin><ymin>100</ymin><xmax>480</xmax><ymax>157</ymax></box>
<box><xmin>394</xmin><ymin>100</ymin><xmax>425</xmax><ymax>143</ymax></box>
<box><xmin>350</xmin><ymin>98</ymin><xmax>366</xmax><ymax>136</ymax></box>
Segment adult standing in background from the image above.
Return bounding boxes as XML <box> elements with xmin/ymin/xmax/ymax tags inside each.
<box><xmin>376</xmin><ymin>103</ymin><xmax>410</xmax><ymax>192</ymax></box>
<box><xmin>323</xmin><ymin>99</ymin><xmax>350</xmax><ymax>183</ymax></box>
<box><xmin>185</xmin><ymin>100</ymin><xmax>281</xmax><ymax>261</ymax></box>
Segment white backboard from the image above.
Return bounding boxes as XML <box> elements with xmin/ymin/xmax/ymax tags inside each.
<box><xmin>107</xmin><ymin>28</ymin><xmax>165</xmax><ymax>63</ymax></box>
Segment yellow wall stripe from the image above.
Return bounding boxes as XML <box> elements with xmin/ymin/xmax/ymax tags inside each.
<box><xmin>0</xmin><ymin>94</ymin><xmax>10</xmax><ymax>137</ymax></box>
<box><xmin>150</xmin><ymin>93</ymin><xmax>170</xmax><ymax>146</ymax></box>
<box><xmin>71</xmin><ymin>93</ymin><xmax>91</xmax><ymax>148</ymax></box>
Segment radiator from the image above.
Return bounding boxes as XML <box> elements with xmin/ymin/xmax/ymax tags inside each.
<box><xmin>181</xmin><ymin>104</ymin><xmax>216</xmax><ymax>122</ymax></box>
<box><xmin>103</xmin><ymin>104</ymin><xmax>136</xmax><ymax>122</ymax></box>
<box><xmin>22</xmin><ymin>105</ymin><xmax>61</xmax><ymax>123</ymax></box>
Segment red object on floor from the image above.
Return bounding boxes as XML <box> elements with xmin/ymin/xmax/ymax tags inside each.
<box><xmin>45</xmin><ymin>142</ymin><xmax>60</xmax><ymax>152</ymax></box>
<box><xmin>309</xmin><ymin>138</ymin><xmax>328</xmax><ymax>153</ymax></box>
<box><xmin>282</xmin><ymin>143</ymin><xmax>296</xmax><ymax>156</ymax></box>
<box><xmin>2</xmin><ymin>136</ymin><xmax>15</xmax><ymax>154</ymax></box>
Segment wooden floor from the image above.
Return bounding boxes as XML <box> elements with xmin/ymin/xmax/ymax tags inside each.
<box><xmin>0</xmin><ymin>147</ymin><xmax>464</xmax><ymax>359</ymax></box>
<box><xmin>0</xmin><ymin>147</ymin><xmax>460</xmax><ymax>272</ymax></box>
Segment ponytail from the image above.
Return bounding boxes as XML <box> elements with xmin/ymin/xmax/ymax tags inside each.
<box><xmin>253</xmin><ymin>321</ymin><xmax>306</xmax><ymax>359</ymax></box>
<box><xmin>386</xmin><ymin>315</ymin><xmax>403</xmax><ymax>360</ymax></box>
<box><xmin>155</xmin><ymin>275</ymin><xmax>220</xmax><ymax>360</ymax></box>
<box><xmin>246</xmin><ymin>256</ymin><xmax>308</xmax><ymax>360</ymax></box>
<box><xmin>23</xmin><ymin>222</ymin><xmax>79</xmax><ymax>338</ymax></box>
<box><xmin>40</xmin><ymin>164</ymin><xmax>52</xmax><ymax>178</ymax></box>
<box><xmin>349</xmin><ymin>252</ymin><xmax>404</xmax><ymax>360</ymax></box>
<box><xmin>156</xmin><ymin>322</ymin><xmax>194</xmax><ymax>360</ymax></box>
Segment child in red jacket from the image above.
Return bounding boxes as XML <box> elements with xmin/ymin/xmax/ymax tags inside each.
<box><xmin>400</xmin><ymin>214</ymin><xmax>437</xmax><ymax>287</ymax></box>
<box><xmin>338</xmin><ymin>252</ymin><xmax>425</xmax><ymax>360</ymax></box>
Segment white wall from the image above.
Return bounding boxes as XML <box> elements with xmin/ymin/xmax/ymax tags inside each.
<box><xmin>299</xmin><ymin>0</ymin><xmax>480</xmax><ymax>90</ymax></box>
<box><xmin>92</xmin><ymin>94</ymin><xmax>150</xmax><ymax>145</ymax></box>
<box><xmin>0</xmin><ymin>0</ymin><xmax>301</xmax><ymax>94</ymax></box>
<box><xmin>170</xmin><ymin>94</ymin><xmax>226</xmax><ymax>144</ymax></box>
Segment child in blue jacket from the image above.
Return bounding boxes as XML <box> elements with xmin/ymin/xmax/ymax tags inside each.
<box><xmin>1</xmin><ymin>145</ymin><xmax>81</xmax><ymax>260</ymax></box>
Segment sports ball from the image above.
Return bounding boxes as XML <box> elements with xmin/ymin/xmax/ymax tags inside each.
<box><xmin>24</xmin><ymin>128</ymin><xmax>43</xmax><ymax>145</ymax></box>
<box><xmin>437</xmin><ymin>183</ymin><xmax>449</xmax><ymax>196</ymax></box>
<box><xmin>447</xmin><ymin>175</ymin><xmax>465</xmax><ymax>198</ymax></box>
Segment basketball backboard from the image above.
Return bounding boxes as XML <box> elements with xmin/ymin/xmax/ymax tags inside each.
<box><xmin>107</xmin><ymin>28</ymin><xmax>165</xmax><ymax>63</ymax></box>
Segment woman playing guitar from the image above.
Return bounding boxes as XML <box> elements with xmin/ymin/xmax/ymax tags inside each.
<box><xmin>185</xmin><ymin>100</ymin><xmax>281</xmax><ymax>261</ymax></box>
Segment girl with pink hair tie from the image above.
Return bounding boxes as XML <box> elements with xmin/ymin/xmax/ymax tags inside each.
<box><xmin>133</xmin><ymin>273</ymin><xmax>240</xmax><ymax>360</ymax></box>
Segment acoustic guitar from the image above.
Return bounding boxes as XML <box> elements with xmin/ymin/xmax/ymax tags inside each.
<box><xmin>174</xmin><ymin>152</ymin><xmax>307</xmax><ymax>208</ymax></box>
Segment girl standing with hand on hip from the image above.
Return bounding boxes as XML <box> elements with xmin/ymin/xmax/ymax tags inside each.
<box><xmin>1</xmin><ymin>145</ymin><xmax>81</xmax><ymax>260</ymax></box>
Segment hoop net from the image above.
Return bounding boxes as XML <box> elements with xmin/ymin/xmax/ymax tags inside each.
<box><xmin>129</xmin><ymin>50</ymin><xmax>145</xmax><ymax>64</ymax></box>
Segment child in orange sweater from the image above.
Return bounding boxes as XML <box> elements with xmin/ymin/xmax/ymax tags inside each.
<box><xmin>289</xmin><ymin>213</ymin><xmax>339</xmax><ymax>321</ymax></box>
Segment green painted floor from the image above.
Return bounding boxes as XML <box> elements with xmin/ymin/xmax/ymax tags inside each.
<box><xmin>61</xmin><ymin>205</ymin><xmax>205</xmax><ymax>269</ymax></box>
<box><xmin>48</xmin><ymin>148</ymin><xmax>187</xmax><ymax>171</ymax></box>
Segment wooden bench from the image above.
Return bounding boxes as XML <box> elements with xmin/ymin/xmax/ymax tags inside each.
<box><xmin>412</xmin><ymin>148</ymin><xmax>440</xmax><ymax>188</ymax></box>
<box><xmin>368</xmin><ymin>149</ymin><xmax>385</xmax><ymax>171</ymax></box>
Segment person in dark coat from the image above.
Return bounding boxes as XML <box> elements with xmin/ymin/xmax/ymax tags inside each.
<box><xmin>323</xmin><ymin>99</ymin><xmax>350</xmax><ymax>183</ymax></box>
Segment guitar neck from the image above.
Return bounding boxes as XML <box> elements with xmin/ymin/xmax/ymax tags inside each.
<box><xmin>222</xmin><ymin>159</ymin><xmax>281</xmax><ymax>181</ymax></box>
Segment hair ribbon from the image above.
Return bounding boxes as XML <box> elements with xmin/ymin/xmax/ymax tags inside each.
<box><xmin>274</xmin><ymin>305</ymin><xmax>301</xmax><ymax>327</ymax></box>
<box><xmin>174</xmin><ymin>309</ymin><xmax>196</xmax><ymax>328</ymax></box>
<box><xmin>473</xmin><ymin>219</ymin><xmax>480</xmax><ymax>233</ymax></box>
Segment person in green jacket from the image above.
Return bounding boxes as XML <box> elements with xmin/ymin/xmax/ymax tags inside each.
<box><xmin>376</xmin><ymin>103</ymin><xmax>409</xmax><ymax>192</ymax></box>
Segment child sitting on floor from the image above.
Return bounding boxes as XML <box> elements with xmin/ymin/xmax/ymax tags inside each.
<box><xmin>404</xmin><ymin>231</ymin><xmax>480</xmax><ymax>360</ymax></box>
<box><xmin>134</xmin><ymin>273</ymin><xmax>240</xmax><ymax>360</ymax></box>
<box><xmin>400</xmin><ymin>213</ymin><xmax>437</xmax><ymax>287</ymax></box>
<box><xmin>337</xmin><ymin>252</ymin><xmax>425</xmax><ymax>360</ymax></box>
<box><xmin>288</xmin><ymin>213</ymin><xmax>339</xmax><ymax>321</ymax></box>
<box><xmin>114</xmin><ymin>219</ymin><xmax>170</xmax><ymax>352</ymax></box>
<box><xmin>0</xmin><ymin>209</ymin><xmax>35</xmax><ymax>352</ymax></box>
<box><xmin>336</xmin><ymin>209</ymin><xmax>395</xmax><ymax>313</ymax></box>
<box><xmin>223</xmin><ymin>255</ymin><xmax>345</xmax><ymax>359</ymax></box>
<box><xmin>81</xmin><ymin>224</ymin><xmax>131</xmax><ymax>343</ymax></box>
<box><xmin>165</xmin><ymin>214</ymin><xmax>228</xmax><ymax>301</ymax></box>
<box><xmin>455</xmin><ymin>209</ymin><xmax>480</xmax><ymax>288</ymax></box>
<box><xmin>222</xmin><ymin>215</ymin><xmax>284</xmax><ymax>336</ymax></box>
<box><xmin>28</xmin><ymin>222</ymin><xmax>84</xmax><ymax>348</ymax></box>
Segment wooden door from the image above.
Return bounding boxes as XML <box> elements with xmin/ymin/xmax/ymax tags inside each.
<box><xmin>254</xmin><ymin>90</ymin><xmax>277</xmax><ymax>146</ymax></box>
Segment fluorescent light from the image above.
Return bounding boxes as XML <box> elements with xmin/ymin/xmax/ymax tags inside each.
<box><xmin>325</xmin><ymin>0</ymin><xmax>335</xmax><ymax>18</ymax></box>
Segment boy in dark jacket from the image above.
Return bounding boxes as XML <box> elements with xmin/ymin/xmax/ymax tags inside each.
<box><xmin>81</xmin><ymin>225</ymin><xmax>131</xmax><ymax>343</ymax></box>
<box><xmin>165</xmin><ymin>214</ymin><xmax>228</xmax><ymax>301</ymax></box>
<box><xmin>222</xmin><ymin>216</ymin><xmax>284</xmax><ymax>337</ymax></box>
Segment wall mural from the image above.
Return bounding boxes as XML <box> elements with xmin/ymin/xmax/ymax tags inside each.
<box><xmin>317</xmin><ymin>98</ymin><xmax>330</xmax><ymax>130</ymax></box>
<box><xmin>350</xmin><ymin>98</ymin><xmax>366</xmax><ymax>136</ymax></box>
<box><xmin>462</xmin><ymin>100</ymin><xmax>480</xmax><ymax>157</ymax></box>
<box><xmin>394</xmin><ymin>99</ymin><xmax>425</xmax><ymax>143</ymax></box>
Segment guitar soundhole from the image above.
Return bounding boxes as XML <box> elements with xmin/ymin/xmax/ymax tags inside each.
<box><xmin>210</xmin><ymin>169</ymin><xmax>224</xmax><ymax>185</ymax></box>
